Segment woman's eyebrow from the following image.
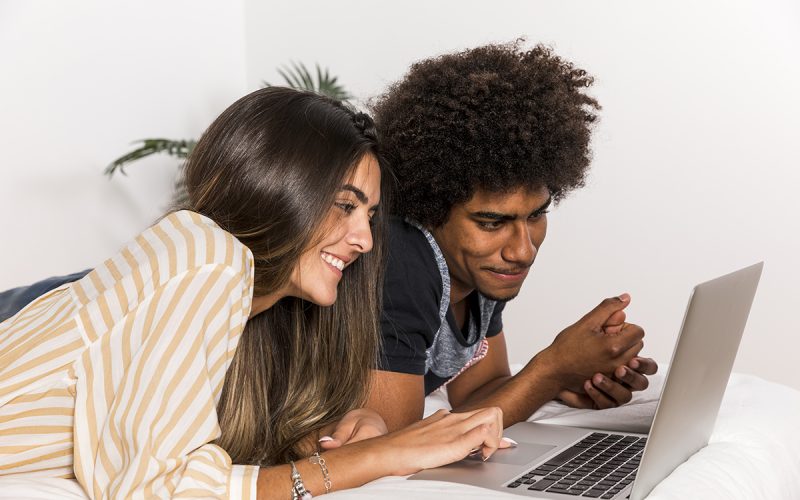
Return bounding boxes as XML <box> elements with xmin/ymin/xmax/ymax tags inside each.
<box><xmin>341</xmin><ymin>184</ymin><xmax>380</xmax><ymax>211</ymax></box>
<box><xmin>341</xmin><ymin>185</ymin><xmax>368</xmax><ymax>203</ymax></box>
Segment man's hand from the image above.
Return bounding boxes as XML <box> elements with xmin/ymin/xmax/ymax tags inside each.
<box><xmin>548</xmin><ymin>294</ymin><xmax>656</xmax><ymax>409</ymax></box>
<box><xmin>557</xmin><ymin>356</ymin><xmax>659</xmax><ymax>409</ymax></box>
<box><xmin>535</xmin><ymin>294</ymin><xmax>645</xmax><ymax>392</ymax></box>
<box><xmin>318</xmin><ymin>408</ymin><xmax>389</xmax><ymax>450</ymax></box>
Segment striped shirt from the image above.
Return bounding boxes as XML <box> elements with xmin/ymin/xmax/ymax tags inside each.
<box><xmin>0</xmin><ymin>210</ymin><xmax>259</xmax><ymax>499</ymax></box>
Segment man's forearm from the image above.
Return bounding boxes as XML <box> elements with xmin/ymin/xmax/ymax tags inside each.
<box><xmin>452</xmin><ymin>359</ymin><xmax>561</xmax><ymax>427</ymax></box>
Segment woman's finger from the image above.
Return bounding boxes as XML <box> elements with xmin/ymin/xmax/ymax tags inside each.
<box><xmin>454</xmin><ymin>407</ymin><xmax>503</xmax><ymax>460</ymax></box>
<box><xmin>330</xmin><ymin>421</ymin><xmax>356</xmax><ymax>445</ymax></box>
<box><xmin>348</xmin><ymin>422</ymin><xmax>386</xmax><ymax>443</ymax></box>
<box><xmin>499</xmin><ymin>437</ymin><xmax>517</xmax><ymax>449</ymax></box>
<box><xmin>318</xmin><ymin>435</ymin><xmax>341</xmax><ymax>450</ymax></box>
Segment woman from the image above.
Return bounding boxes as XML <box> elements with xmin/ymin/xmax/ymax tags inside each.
<box><xmin>0</xmin><ymin>87</ymin><xmax>509</xmax><ymax>499</ymax></box>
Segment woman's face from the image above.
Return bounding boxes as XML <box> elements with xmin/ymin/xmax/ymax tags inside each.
<box><xmin>287</xmin><ymin>153</ymin><xmax>381</xmax><ymax>306</ymax></box>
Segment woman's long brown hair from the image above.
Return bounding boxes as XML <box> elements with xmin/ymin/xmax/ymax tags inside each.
<box><xmin>181</xmin><ymin>87</ymin><xmax>389</xmax><ymax>465</ymax></box>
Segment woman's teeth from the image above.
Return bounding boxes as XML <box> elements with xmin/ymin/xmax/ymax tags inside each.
<box><xmin>321</xmin><ymin>252</ymin><xmax>344</xmax><ymax>271</ymax></box>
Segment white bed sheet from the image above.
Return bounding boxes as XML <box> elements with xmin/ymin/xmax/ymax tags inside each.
<box><xmin>1</xmin><ymin>372</ymin><xmax>798</xmax><ymax>499</ymax></box>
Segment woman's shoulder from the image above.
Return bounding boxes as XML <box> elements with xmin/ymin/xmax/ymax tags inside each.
<box><xmin>69</xmin><ymin>210</ymin><xmax>254</xmax><ymax>320</ymax></box>
<box><xmin>88</xmin><ymin>210</ymin><xmax>254</xmax><ymax>296</ymax></box>
<box><xmin>148</xmin><ymin>210</ymin><xmax>254</xmax><ymax>278</ymax></box>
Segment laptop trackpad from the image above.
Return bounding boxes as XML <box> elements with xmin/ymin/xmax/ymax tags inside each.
<box><xmin>467</xmin><ymin>442</ymin><xmax>555</xmax><ymax>466</ymax></box>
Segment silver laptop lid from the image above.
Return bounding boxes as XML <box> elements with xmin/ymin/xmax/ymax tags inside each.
<box><xmin>630</xmin><ymin>262</ymin><xmax>763</xmax><ymax>500</ymax></box>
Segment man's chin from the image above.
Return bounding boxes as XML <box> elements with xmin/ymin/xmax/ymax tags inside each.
<box><xmin>477</xmin><ymin>287</ymin><xmax>520</xmax><ymax>302</ymax></box>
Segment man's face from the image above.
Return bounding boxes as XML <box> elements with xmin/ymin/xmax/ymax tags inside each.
<box><xmin>430</xmin><ymin>185</ymin><xmax>551</xmax><ymax>302</ymax></box>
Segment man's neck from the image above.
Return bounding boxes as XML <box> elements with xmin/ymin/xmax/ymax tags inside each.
<box><xmin>449</xmin><ymin>278</ymin><xmax>474</xmax><ymax>307</ymax></box>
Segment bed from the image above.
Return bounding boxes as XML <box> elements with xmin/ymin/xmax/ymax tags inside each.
<box><xmin>1</xmin><ymin>370</ymin><xmax>798</xmax><ymax>499</ymax></box>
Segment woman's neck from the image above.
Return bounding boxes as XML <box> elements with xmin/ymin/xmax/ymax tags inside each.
<box><xmin>249</xmin><ymin>289</ymin><xmax>287</xmax><ymax>318</ymax></box>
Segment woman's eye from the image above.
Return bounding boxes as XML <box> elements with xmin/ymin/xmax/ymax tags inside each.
<box><xmin>335</xmin><ymin>202</ymin><xmax>357</xmax><ymax>214</ymax></box>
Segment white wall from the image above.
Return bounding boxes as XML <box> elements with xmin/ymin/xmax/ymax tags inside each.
<box><xmin>0</xmin><ymin>0</ymin><xmax>247</xmax><ymax>288</ymax></box>
<box><xmin>2</xmin><ymin>1</ymin><xmax>798</xmax><ymax>392</ymax></box>
<box><xmin>246</xmin><ymin>0</ymin><xmax>800</xmax><ymax>390</ymax></box>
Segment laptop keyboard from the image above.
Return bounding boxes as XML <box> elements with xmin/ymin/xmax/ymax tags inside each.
<box><xmin>505</xmin><ymin>432</ymin><xmax>645</xmax><ymax>498</ymax></box>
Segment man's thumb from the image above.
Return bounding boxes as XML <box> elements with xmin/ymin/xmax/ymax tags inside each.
<box><xmin>583</xmin><ymin>294</ymin><xmax>631</xmax><ymax>327</ymax></box>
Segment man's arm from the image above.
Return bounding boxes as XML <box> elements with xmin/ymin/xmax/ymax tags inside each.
<box><xmin>449</xmin><ymin>296</ymin><xmax>651</xmax><ymax>428</ymax></box>
<box><xmin>366</xmin><ymin>370</ymin><xmax>425</xmax><ymax>432</ymax></box>
<box><xmin>447</xmin><ymin>332</ymin><xmax>561</xmax><ymax>427</ymax></box>
<box><xmin>446</xmin><ymin>332</ymin><xmax>658</xmax><ymax>426</ymax></box>
<box><xmin>369</xmin><ymin>296</ymin><xmax>654</xmax><ymax>430</ymax></box>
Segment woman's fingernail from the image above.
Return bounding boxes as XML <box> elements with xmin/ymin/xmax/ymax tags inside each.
<box><xmin>468</xmin><ymin>447</ymin><xmax>481</xmax><ymax>456</ymax></box>
<box><xmin>318</xmin><ymin>436</ymin><xmax>334</xmax><ymax>442</ymax></box>
<box><xmin>501</xmin><ymin>437</ymin><xmax>518</xmax><ymax>447</ymax></box>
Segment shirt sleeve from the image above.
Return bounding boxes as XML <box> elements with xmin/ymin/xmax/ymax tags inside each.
<box><xmin>486</xmin><ymin>300</ymin><xmax>507</xmax><ymax>337</ymax></box>
<box><xmin>71</xmin><ymin>263</ymin><xmax>258</xmax><ymax>499</ymax></box>
<box><xmin>379</xmin><ymin>220</ymin><xmax>444</xmax><ymax>375</ymax></box>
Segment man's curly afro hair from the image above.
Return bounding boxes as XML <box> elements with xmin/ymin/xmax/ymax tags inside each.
<box><xmin>372</xmin><ymin>42</ymin><xmax>600</xmax><ymax>228</ymax></box>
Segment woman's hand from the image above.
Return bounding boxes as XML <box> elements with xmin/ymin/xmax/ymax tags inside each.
<box><xmin>319</xmin><ymin>408</ymin><xmax>389</xmax><ymax>450</ymax></box>
<box><xmin>382</xmin><ymin>407</ymin><xmax>514</xmax><ymax>476</ymax></box>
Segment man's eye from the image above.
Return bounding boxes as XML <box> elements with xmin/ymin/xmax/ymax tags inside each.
<box><xmin>529</xmin><ymin>210</ymin><xmax>550</xmax><ymax>221</ymax></box>
<box><xmin>335</xmin><ymin>202</ymin><xmax>357</xmax><ymax>214</ymax></box>
<box><xmin>477</xmin><ymin>220</ymin><xmax>502</xmax><ymax>230</ymax></box>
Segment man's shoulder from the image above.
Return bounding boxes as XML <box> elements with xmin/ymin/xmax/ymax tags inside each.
<box><xmin>388</xmin><ymin>216</ymin><xmax>432</xmax><ymax>250</ymax></box>
<box><xmin>386</xmin><ymin>216</ymin><xmax>441</xmax><ymax>288</ymax></box>
<box><xmin>381</xmin><ymin>217</ymin><xmax>446</xmax><ymax>340</ymax></box>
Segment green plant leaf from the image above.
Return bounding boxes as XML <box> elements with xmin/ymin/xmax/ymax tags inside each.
<box><xmin>105</xmin><ymin>62</ymin><xmax>349</xmax><ymax>195</ymax></box>
<box><xmin>105</xmin><ymin>138</ymin><xmax>196</xmax><ymax>177</ymax></box>
<box><xmin>267</xmin><ymin>61</ymin><xmax>351</xmax><ymax>101</ymax></box>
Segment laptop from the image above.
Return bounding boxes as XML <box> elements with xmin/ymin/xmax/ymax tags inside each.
<box><xmin>409</xmin><ymin>262</ymin><xmax>763</xmax><ymax>499</ymax></box>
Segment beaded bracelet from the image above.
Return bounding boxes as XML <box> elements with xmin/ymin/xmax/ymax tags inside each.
<box><xmin>309</xmin><ymin>452</ymin><xmax>332</xmax><ymax>494</ymax></box>
<box><xmin>289</xmin><ymin>460</ymin><xmax>312</xmax><ymax>500</ymax></box>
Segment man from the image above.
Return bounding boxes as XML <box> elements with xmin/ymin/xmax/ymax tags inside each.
<box><xmin>367</xmin><ymin>42</ymin><xmax>657</xmax><ymax>431</ymax></box>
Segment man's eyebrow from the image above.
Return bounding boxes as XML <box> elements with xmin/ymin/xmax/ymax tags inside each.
<box><xmin>472</xmin><ymin>211</ymin><xmax>516</xmax><ymax>221</ymax></box>
<box><xmin>341</xmin><ymin>184</ymin><xmax>380</xmax><ymax>210</ymax></box>
<box><xmin>471</xmin><ymin>196</ymin><xmax>552</xmax><ymax>220</ymax></box>
<box><xmin>532</xmin><ymin>196</ymin><xmax>553</xmax><ymax>215</ymax></box>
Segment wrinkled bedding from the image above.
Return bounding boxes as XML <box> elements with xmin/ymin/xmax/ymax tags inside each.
<box><xmin>1</xmin><ymin>372</ymin><xmax>798</xmax><ymax>499</ymax></box>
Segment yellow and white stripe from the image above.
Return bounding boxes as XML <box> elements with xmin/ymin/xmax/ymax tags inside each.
<box><xmin>0</xmin><ymin>210</ymin><xmax>258</xmax><ymax>499</ymax></box>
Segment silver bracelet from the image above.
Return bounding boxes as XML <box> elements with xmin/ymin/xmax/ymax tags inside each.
<box><xmin>290</xmin><ymin>460</ymin><xmax>312</xmax><ymax>500</ymax></box>
<box><xmin>309</xmin><ymin>452</ymin><xmax>332</xmax><ymax>494</ymax></box>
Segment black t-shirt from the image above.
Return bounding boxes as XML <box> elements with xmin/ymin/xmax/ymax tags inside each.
<box><xmin>379</xmin><ymin>217</ymin><xmax>505</xmax><ymax>394</ymax></box>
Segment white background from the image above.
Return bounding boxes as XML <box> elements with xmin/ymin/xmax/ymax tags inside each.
<box><xmin>0</xmin><ymin>0</ymin><xmax>247</xmax><ymax>283</ymax></box>
<box><xmin>2</xmin><ymin>0</ymin><xmax>798</xmax><ymax>390</ymax></box>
